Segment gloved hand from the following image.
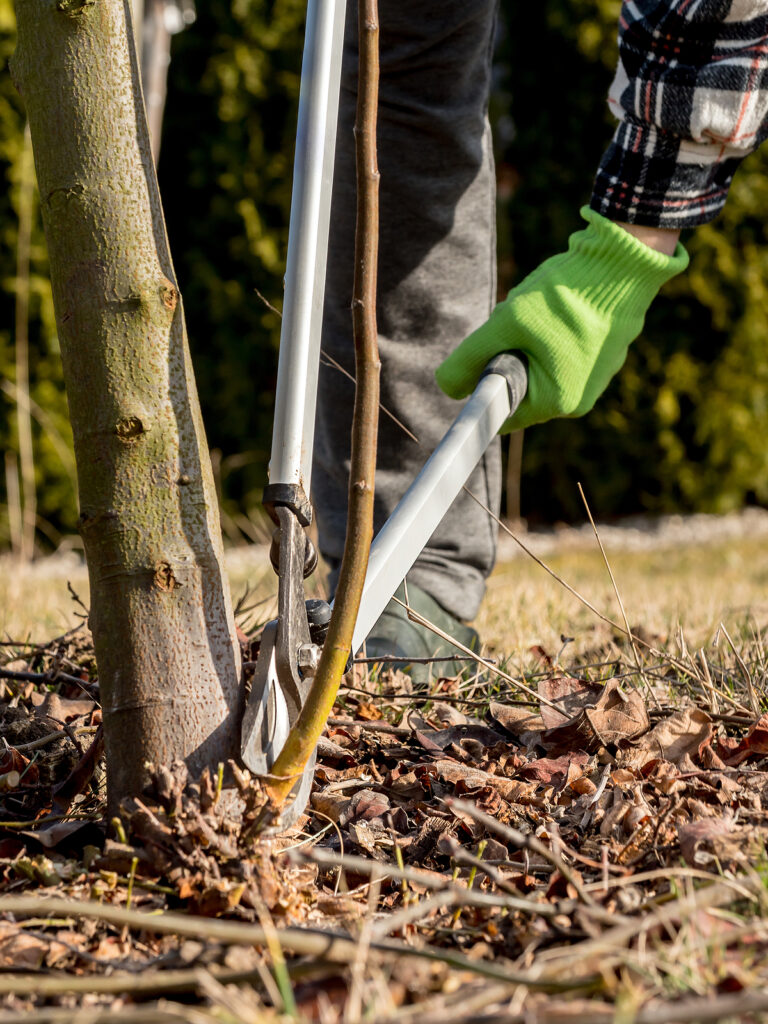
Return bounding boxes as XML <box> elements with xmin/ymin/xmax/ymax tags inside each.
<box><xmin>435</xmin><ymin>207</ymin><xmax>689</xmax><ymax>433</ymax></box>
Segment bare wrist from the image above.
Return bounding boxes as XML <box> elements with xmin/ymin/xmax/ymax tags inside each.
<box><xmin>615</xmin><ymin>221</ymin><xmax>681</xmax><ymax>257</ymax></box>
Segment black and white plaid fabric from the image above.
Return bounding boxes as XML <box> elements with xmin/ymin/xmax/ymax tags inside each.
<box><xmin>591</xmin><ymin>0</ymin><xmax>768</xmax><ymax>228</ymax></box>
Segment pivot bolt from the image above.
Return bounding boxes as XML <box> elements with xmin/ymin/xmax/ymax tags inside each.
<box><xmin>297</xmin><ymin>643</ymin><xmax>320</xmax><ymax>675</ymax></box>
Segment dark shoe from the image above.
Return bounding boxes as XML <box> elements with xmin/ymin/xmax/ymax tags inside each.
<box><xmin>364</xmin><ymin>581</ymin><xmax>479</xmax><ymax>684</ymax></box>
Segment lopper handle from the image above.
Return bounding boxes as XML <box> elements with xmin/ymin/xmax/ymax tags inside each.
<box><xmin>479</xmin><ymin>351</ymin><xmax>528</xmax><ymax>413</ymax></box>
<box><xmin>348</xmin><ymin>352</ymin><xmax>529</xmax><ymax>654</ymax></box>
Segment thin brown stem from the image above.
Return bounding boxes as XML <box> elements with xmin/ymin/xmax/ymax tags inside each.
<box><xmin>0</xmin><ymin>895</ymin><xmax>590</xmax><ymax>992</ymax></box>
<box><xmin>15</xmin><ymin>123</ymin><xmax>36</xmax><ymax>562</ymax></box>
<box><xmin>447</xmin><ymin>798</ymin><xmax>598</xmax><ymax>908</ymax></box>
<box><xmin>577</xmin><ymin>482</ymin><xmax>659</xmax><ymax>709</ymax></box>
<box><xmin>265</xmin><ymin>0</ymin><xmax>381</xmax><ymax>811</ymax></box>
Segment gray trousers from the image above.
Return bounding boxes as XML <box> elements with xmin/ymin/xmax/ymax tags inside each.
<box><xmin>313</xmin><ymin>0</ymin><xmax>501</xmax><ymax>622</ymax></box>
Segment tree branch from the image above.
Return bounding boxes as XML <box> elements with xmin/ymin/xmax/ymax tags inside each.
<box><xmin>265</xmin><ymin>0</ymin><xmax>381</xmax><ymax>811</ymax></box>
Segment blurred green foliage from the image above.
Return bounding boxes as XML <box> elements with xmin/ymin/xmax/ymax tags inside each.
<box><xmin>0</xmin><ymin>0</ymin><xmax>75</xmax><ymax>550</ymax></box>
<box><xmin>158</xmin><ymin>0</ymin><xmax>305</xmax><ymax>528</ymax></box>
<box><xmin>498</xmin><ymin>0</ymin><xmax>768</xmax><ymax>521</ymax></box>
<box><xmin>2</xmin><ymin>0</ymin><xmax>768</xmax><ymax>551</ymax></box>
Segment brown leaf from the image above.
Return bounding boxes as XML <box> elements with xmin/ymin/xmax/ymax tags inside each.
<box><xmin>546</xmin><ymin>868</ymin><xmax>584</xmax><ymax>901</ymax></box>
<box><xmin>341</xmin><ymin>788</ymin><xmax>390</xmax><ymax>826</ymax></box>
<box><xmin>347</xmin><ymin>821</ymin><xmax>391</xmax><ymax>860</ymax></box>
<box><xmin>529</xmin><ymin>645</ymin><xmax>553</xmax><ymax>667</ymax></box>
<box><xmin>642</xmin><ymin>759</ymin><xmax>684</xmax><ymax>795</ymax></box>
<box><xmin>356</xmin><ymin>702</ymin><xmax>382</xmax><ymax>721</ymax></box>
<box><xmin>432</xmin><ymin>704</ymin><xmax>469</xmax><ymax>727</ymax></box>
<box><xmin>428</xmin><ymin>760</ymin><xmax>541</xmax><ymax>804</ymax></box>
<box><xmin>570</xmin><ymin>776</ymin><xmax>597</xmax><ymax>796</ymax></box>
<box><xmin>317</xmin><ymin>736</ymin><xmax>356</xmax><ymax>767</ymax></box>
<box><xmin>488</xmin><ymin>702</ymin><xmax>545</xmax><ymax>736</ymax></box>
<box><xmin>310</xmin><ymin>790</ymin><xmax>352</xmax><ymax>824</ymax></box>
<box><xmin>416</xmin><ymin>723</ymin><xmax>506</xmax><ymax>753</ymax></box>
<box><xmin>539</xmin><ymin>677</ymin><xmax>603</xmax><ymax>729</ymax></box>
<box><xmin>53</xmin><ymin>723</ymin><xmax>104</xmax><ymax>811</ymax></box>
<box><xmin>407</xmin><ymin>815</ymin><xmax>455</xmax><ymax>863</ymax></box>
<box><xmin>31</xmin><ymin>691</ymin><xmax>97</xmax><ymax>723</ymax></box>
<box><xmin>0</xmin><ymin>925</ymin><xmax>48</xmax><ymax>970</ymax></box>
<box><xmin>0</xmin><ymin>746</ymin><xmax>37</xmax><ymax>784</ymax></box>
<box><xmin>676</xmin><ymin>816</ymin><xmax>760</xmax><ymax>870</ymax></box>
<box><xmin>542</xmin><ymin>679</ymin><xmax>649</xmax><ymax>753</ymax></box>
<box><xmin>194</xmin><ymin>880</ymin><xmax>246</xmax><ymax>917</ymax></box>
<box><xmin>724</xmin><ymin>713</ymin><xmax>768</xmax><ymax>766</ymax></box>
<box><xmin>46</xmin><ymin>930</ymin><xmax>88</xmax><ymax>968</ymax></box>
<box><xmin>518</xmin><ymin>753</ymin><xmax>590</xmax><ymax>790</ymax></box>
<box><xmin>623</xmin><ymin>709</ymin><xmax>713</xmax><ymax>769</ymax></box>
<box><xmin>384</xmin><ymin>768</ymin><xmax>426</xmax><ymax>800</ymax></box>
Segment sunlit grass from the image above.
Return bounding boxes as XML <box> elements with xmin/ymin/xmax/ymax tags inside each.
<box><xmin>478</xmin><ymin>534</ymin><xmax>768</xmax><ymax>661</ymax></box>
<box><xmin>2</xmin><ymin>533</ymin><xmax>768</xmax><ymax>660</ymax></box>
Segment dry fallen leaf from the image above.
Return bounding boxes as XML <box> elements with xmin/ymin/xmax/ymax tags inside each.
<box><xmin>676</xmin><ymin>816</ymin><xmax>762</xmax><ymax>870</ymax></box>
<box><xmin>488</xmin><ymin>702</ymin><xmax>545</xmax><ymax>736</ymax></box>
<box><xmin>622</xmin><ymin>708</ymin><xmax>713</xmax><ymax>769</ymax></box>
<box><xmin>539</xmin><ymin>677</ymin><xmax>604</xmax><ymax>729</ymax></box>
<box><xmin>356</xmin><ymin>702</ymin><xmax>382</xmax><ymax>721</ymax></box>
<box><xmin>542</xmin><ymin>679</ymin><xmax>649</xmax><ymax>753</ymax></box>
<box><xmin>0</xmin><ymin>924</ymin><xmax>49</xmax><ymax>970</ymax></box>
<box><xmin>427</xmin><ymin>760</ymin><xmax>542</xmax><ymax>804</ymax></box>
<box><xmin>519</xmin><ymin>753</ymin><xmax>590</xmax><ymax>790</ymax></box>
<box><xmin>724</xmin><ymin>713</ymin><xmax>768</xmax><ymax>766</ymax></box>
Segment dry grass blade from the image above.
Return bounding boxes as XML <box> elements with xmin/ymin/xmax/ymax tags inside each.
<box><xmin>719</xmin><ymin>621</ymin><xmax>760</xmax><ymax>716</ymax></box>
<box><xmin>0</xmin><ymin>965</ymin><xmax>269</xmax><ymax>998</ymax></box>
<box><xmin>390</xmin><ymin>596</ymin><xmax>564</xmax><ymax>711</ymax></box>
<box><xmin>577</xmin><ymin>482</ymin><xmax>658</xmax><ymax>709</ymax></box>
<box><xmin>0</xmin><ymin>894</ymin><xmax>592</xmax><ymax>992</ymax></box>
<box><xmin>344</xmin><ymin>867</ymin><xmax>382</xmax><ymax>1024</ymax></box>
<box><xmin>0</xmin><ymin>1008</ymin><xmax>210</xmax><ymax>1024</ymax></box>
<box><xmin>464</xmin><ymin>488</ymin><xmax>717</xmax><ymax>689</ymax></box>
<box><xmin>535</xmin><ymin>878</ymin><xmax>758</xmax><ymax>970</ymax></box>
<box><xmin>447</xmin><ymin>798</ymin><xmax>598</xmax><ymax>909</ymax></box>
<box><xmin>296</xmin><ymin>846</ymin><xmax>562</xmax><ymax>919</ymax></box>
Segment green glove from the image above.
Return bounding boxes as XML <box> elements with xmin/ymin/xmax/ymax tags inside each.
<box><xmin>435</xmin><ymin>207</ymin><xmax>689</xmax><ymax>433</ymax></box>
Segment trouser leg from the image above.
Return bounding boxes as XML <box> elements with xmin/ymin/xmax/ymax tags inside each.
<box><xmin>313</xmin><ymin>0</ymin><xmax>500</xmax><ymax>623</ymax></box>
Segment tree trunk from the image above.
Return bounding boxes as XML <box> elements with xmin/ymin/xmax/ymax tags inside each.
<box><xmin>11</xmin><ymin>0</ymin><xmax>241</xmax><ymax>809</ymax></box>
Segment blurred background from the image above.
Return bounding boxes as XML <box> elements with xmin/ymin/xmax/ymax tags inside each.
<box><xmin>2</xmin><ymin>0</ymin><xmax>768</xmax><ymax>561</ymax></box>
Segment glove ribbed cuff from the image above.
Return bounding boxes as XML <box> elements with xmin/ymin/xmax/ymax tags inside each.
<box><xmin>571</xmin><ymin>206</ymin><xmax>689</xmax><ymax>319</ymax></box>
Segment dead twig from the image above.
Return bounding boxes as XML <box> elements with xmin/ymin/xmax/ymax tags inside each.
<box><xmin>265</xmin><ymin>0</ymin><xmax>382</xmax><ymax>811</ymax></box>
<box><xmin>13</xmin><ymin>725</ymin><xmax>98</xmax><ymax>752</ymax></box>
<box><xmin>353</xmin><ymin>653</ymin><xmax>485</xmax><ymax>665</ymax></box>
<box><xmin>391</xmin><ymin>597</ymin><xmax>564</xmax><ymax>712</ymax></box>
<box><xmin>535</xmin><ymin>878</ymin><xmax>758</xmax><ymax>970</ymax></box>
<box><xmin>0</xmin><ymin>964</ymin><xmax>267</xmax><ymax>998</ymax></box>
<box><xmin>0</xmin><ymin>894</ymin><xmax>593</xmax><ymax>992</ymax></box>
<box><xmin>719</xmin><ymin>622</ymin><xmax>760</xmax><ymax>717</ymax></box>
<box><xmin>327</xmin><ymin>716</ymin><xmax>412</xmax><ymax>735</ymax></box>
<box><xmin>294</xmin><ymin>846</ymin><xmax>561</xmax><ymax>919</ymax></box>
<box><xmin>0</xmin><ymin>1007</ymin><xmax>202</xmax><ymax>1024</ymax></box>
<box><xmin>447</xmin><ymin>798</ymin><xmax>598</xmax><ymax>909</ymax></box>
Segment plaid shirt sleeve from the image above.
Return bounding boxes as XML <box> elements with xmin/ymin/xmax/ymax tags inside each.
<box><xmin>590</xmin><ymin>0</ymin><xmax>768</xmax><ymax>228</ymax></box>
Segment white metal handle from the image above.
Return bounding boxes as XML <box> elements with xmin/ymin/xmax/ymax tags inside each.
<box><xmin>268</xmin><ymin>0</ymin><xmax>347</xmax><ymax>495</ymax></box>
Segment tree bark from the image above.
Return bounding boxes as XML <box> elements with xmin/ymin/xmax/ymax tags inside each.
<box><xmin>11</xmin><ymin>0</ymin><xmax>241</xmax><ymax>808</ymax></box>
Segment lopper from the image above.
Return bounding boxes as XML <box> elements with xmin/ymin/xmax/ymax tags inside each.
<box><xmin>240</xmin><ymin>0</ymin><xmax>528</xmax><ymax>825</ymax></box>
